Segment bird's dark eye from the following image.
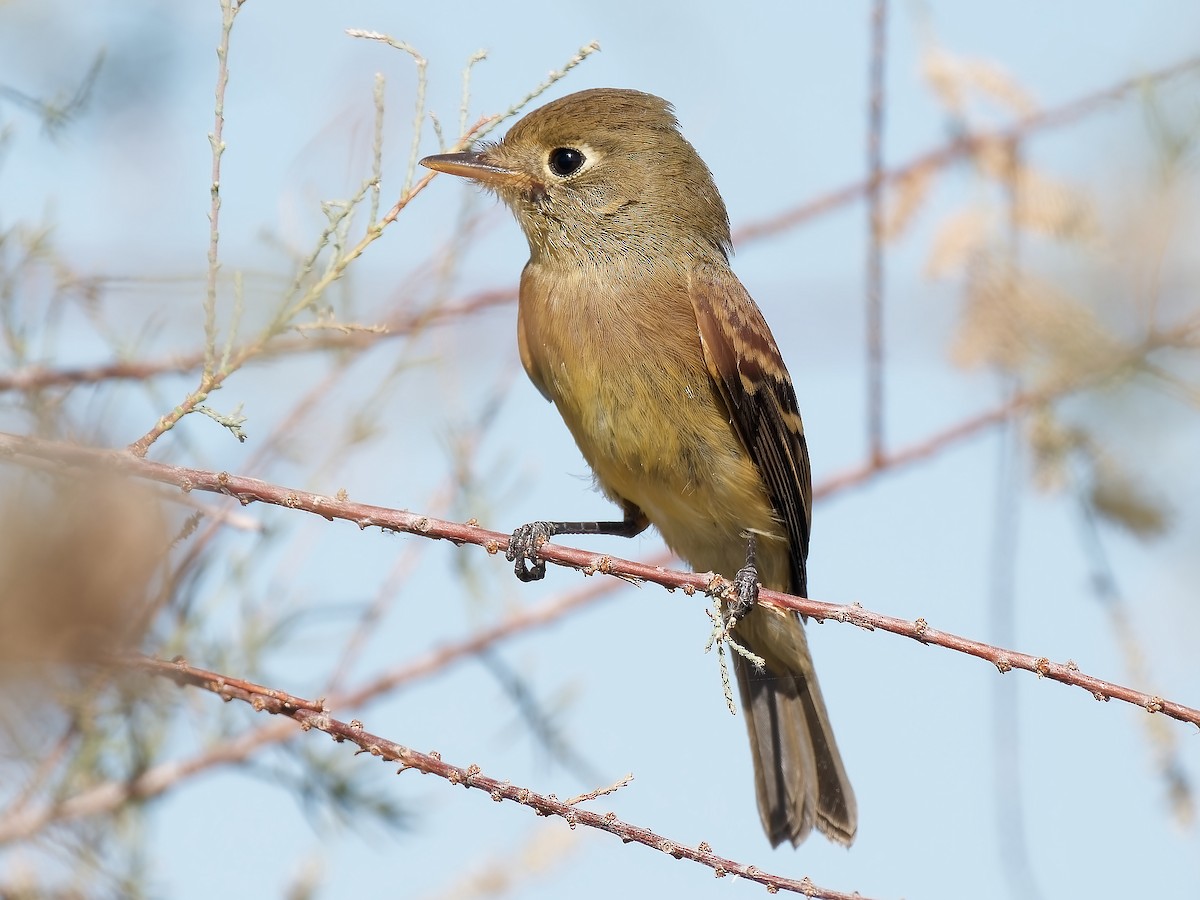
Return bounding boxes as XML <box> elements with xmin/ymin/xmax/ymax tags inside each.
<box><xmin>547</xmin><ymin>147</ymin><xmax>585</xmax><ymax>177</ymax></box>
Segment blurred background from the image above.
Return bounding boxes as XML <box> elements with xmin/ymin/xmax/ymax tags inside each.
<box><xmin>1</xmin><ymin>1</ymin><xmax>1198</xmax><ymax>898</ymax></box>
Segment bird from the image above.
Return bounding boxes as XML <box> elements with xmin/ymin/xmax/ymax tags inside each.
<box><xmin>420</xmin><ymin>87</ymin><xmax>856</xmax><ymax>847</ymax></box>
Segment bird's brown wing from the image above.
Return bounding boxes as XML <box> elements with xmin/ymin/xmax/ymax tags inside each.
<box><xmin>688</xmin><ymin>263</ymin><xmax>812</xmax><ymax>595</ymax></box>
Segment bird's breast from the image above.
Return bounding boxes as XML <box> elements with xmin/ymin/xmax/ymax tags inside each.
<box><xmin>517</xmin><ymin>260</ymin><xmax>786</xmax><ymax>582</ymax></box>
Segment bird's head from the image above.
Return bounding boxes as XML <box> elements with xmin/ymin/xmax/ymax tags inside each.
<box><xmin>421</xmin><ymin>88</ymin><xmax>732</xmax><ymax>265</ymax></box>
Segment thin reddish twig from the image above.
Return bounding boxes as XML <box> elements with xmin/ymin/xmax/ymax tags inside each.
<box><xmin>814</xmin><ymin>324</ymin><xmax>1187</xmax><ymax>500</ymax></box>
<box><xmin>734</xmin><ymin>52</ymin><xmax>1200</xmax><ymax>245</ymax></box>
<box><xmin>0</xmin><ymin>580</ymin><xmax>621</xmax><ymax>845</ymax></box>
<box><xmin>0</xmin><ymin>288</ymin><xmax>516</xmax><ymax>394</ymax></box>
<box><xmin>131</xmin><ymin>655</ymin><xmax>876</xmax><ymax>899</ymax></box>
<box><xmin>125</xmin><ymin>116</ymin><xmax>498</xmax><ymax>459</ymax></box>
<box><xmin>865</xmin><ymin>0</ymin><xmax>888</xmax><ymax>465</ymax></box>
<box><xmin>9</xmin><ymin>57</ymin><xmax>1196</xmax><ymax>399</ymax></box>
<box><xmin>1</xmin><ymin>431</ymin><xmax>1195</xmax><ymax>730</ymax></box>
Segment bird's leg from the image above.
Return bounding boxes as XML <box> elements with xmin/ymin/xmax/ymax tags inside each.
<box><xmin>729</xmin><ymin>533</ymin><xmax>760</xmax><ymax>623</ymax></box>
<box><xmin>507</xmin><ymin>506</ymin><xmax>649</xmax><ymax>582</ymax></box>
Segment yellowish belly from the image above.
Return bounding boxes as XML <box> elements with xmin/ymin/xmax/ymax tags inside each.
<box><xmin>519</xmin><ymin>262</ymin><xmax>789</xmax><ymax>588</ymax></box>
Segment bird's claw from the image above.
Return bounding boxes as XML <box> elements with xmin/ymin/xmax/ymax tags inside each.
<box><xmin>729</xmin><ymin>562</ymin><xmax>760</xmax><ymax>623</ymax></box>
<box><xmin>507</xmin><ymin>521</ymin><xmax>553</xmax><ymax>582</ymax></box>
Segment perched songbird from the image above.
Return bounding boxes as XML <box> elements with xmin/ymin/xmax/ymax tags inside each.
<box><xmin>421</xmin><ymin>88</ymin><xmax>856</xmax><ymax>847</ymax></box>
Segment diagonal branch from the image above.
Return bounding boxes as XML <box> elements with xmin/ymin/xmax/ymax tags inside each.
<box><xmin>734</xmin><ymin>52</ymin><xmax>1200</xmax><ymax>245</ymax></box>
<box><xmin>130</xmin><ymin>656</ymin><xmax>875</xmax><ymax>899</ymax></box>
<box><xmin>815</xmin><ymin>326</ymin><xmax>1192</xmax><ymax>500</ymax></box>
<box><xmin>1</xmin><ymin>431</ymin><xmax>1195</xmax><ymax>730</ymax></box>
<box><xmin>0</xmin><ymin>288</ymin><xmax>516</xmax><ymax>394</ymax></box>
<box><xmin>0</xmin><ymin>578</ymin><xmax>623</xmax><ymax>844</ymax></box>
<box><xmin>125</xmin><ymin>115</ymin><xmax>498</xmax><ymax>459</ymax></box>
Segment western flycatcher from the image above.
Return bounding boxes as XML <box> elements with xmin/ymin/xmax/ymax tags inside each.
<box><xmin>421</xmin><ymin>88</ymin><xmax>856</xmax><ymax>847</ymax></box>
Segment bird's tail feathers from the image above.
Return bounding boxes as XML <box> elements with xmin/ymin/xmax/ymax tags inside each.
<box><xmin>732</xmin><ymin>606</ymin><xmax>857</xmax><ymax>847</ymax></box>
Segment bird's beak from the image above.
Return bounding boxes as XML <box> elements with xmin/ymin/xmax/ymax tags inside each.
<box><xmin>420</xmin><ymin>151</ymin><xmax>522</xmax><ymax>188</ymax></box>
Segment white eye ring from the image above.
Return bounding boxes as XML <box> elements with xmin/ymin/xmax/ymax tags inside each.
<box><xmin>548</xmin><ymin>147</ymin><xmax>585</xmax><ymax>176</ymax></box>
<box><xmin>544</xmin><ymin>143</ymin><xmax>597</xmax><ymax>179</ymax></box>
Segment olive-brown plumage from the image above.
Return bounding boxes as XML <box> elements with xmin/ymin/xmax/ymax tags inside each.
<box><xmin>421</xmin><ymin>88</ymin><xmax>857</xmax><ymax>847</ymax></box>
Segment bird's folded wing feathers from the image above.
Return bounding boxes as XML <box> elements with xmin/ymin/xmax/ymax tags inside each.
<box><xmin>688</xmin><ymin>264</ymin><xmax>812</xmax><ymax>596</ymax></box>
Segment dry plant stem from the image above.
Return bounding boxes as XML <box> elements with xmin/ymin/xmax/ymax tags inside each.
<box><xmin>125</xmin><ymin>115</ymin><xmax>496</xmax><ymax>459</ymax></box>
<box><xmin>865</xmin><ymin>0</ymin><xmax>888</xmax><ymax>465</ymax></box>
<box><xmin>171</xmin><ymin>284</ymin><xmax>475</xmax><ymax>613</ymax></box>
<box><xmin>324</xmin><ymin>374</ymin><xmax>512</xmax><ymax>693</ymax></box>
<box><xmin>814</xmin><ymin>325</ymin><xmax>1194</xmax><ymax>500</ymax></box>
<box><xmin>336</xmin><ymin>570</ymin><xmax>622</xmax><ymax>708</ymax></box>
<box><xmin>813</xmin><ymin>391</ymin><xmax>1026</xmax><ymax>500</ymax></box>
<box><xmin>3</xmin><ymin>722</ymin><xmax>80</xmax><ymax>820</ymax></box>
<box><xmin>369</xmin><ymin>72</ymin><xmax>385</xmax><ymax>224</ymax></box>
<box><xmin>0</xmin><ymin>580</ymin><xmax>620</xmax><ymax>846</ymax></box>
<box><xmin>128</xmin><ymin>660</ymin><xmax>327</xmax><ymax>714</ymax></box>
<box><xmin>0</xmin><ymin>287</ymin><xmax>517</xmax><ymax>393</ymax></box>
<box><xmin>4</xmin><ymin>55</ymin><xmax>1195</xmax><ymax>398</ymax></box>
<box><xmin>460</xmin><ymin>50</ymin><xmax>489</xmax><ymax>136</ymax></box>
<box><xmin>476</xmin><ymin>41</ymin><xmax>601</xmax><ymax>142</ymax></box>
<box><xmin>1</xmin><ymin>432</ymin><xmax>1195</xmax><ymax>730</ymax></box>
<box><xmin>204</xmin><ymin>0</ymin><xmax>239</xmax><ymax>378</ymax></box>
<box><xmin>342</xmin><ymin>31</ymin><xmax>427</xmax><ymax>194</ymax></box>
<box><xmin>734</xmin><ymin>52</ymin><xmax>1200</xmax><ymax>245</ymax></box>
<box><xmin>323</xmin><ymin>490</ymin><xmax>446</xmax><ymax>693</ymax></box>
<box><xmin>566</xmin><ymin>774</ymin><xmax>635</xmax><ymax>806</ymax></box>
<box><xmin>141</xmin><ymin>286</ymin><xmax>513</xmax><ymax>629</ymax></box>
<box><xmin>130</xmin><ymin>657</ymin><xmax>870</xmax><ymax>899</ymax></box>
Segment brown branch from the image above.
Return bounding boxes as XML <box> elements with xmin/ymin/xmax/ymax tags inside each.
<box><xmin>125</xmin><ymin>115</ymin><xmax>498</xmax><ymax>459</ymax></box>
<box><xmin>0</xmin><ymin>288</ymin><xmax>516</xmax><ymax>394</ymax></box>
<box><xmin>334</xmin><ymin>575</ymin><xmax>621</xmax><ymax>709</ymax></box>
<box><xmin>7</xmin><ymin>58</ymin><xmax>1194</xmax><ymax>403</ymax></box>
<box><xmin>129</xmin><ymin>656</ymin><xmax>874</xmax><ymax>899</ymax></box>
<box><xmin>11</xmin><ymin>56</ymin><xmax>1194</xmax><ymax>400</ymax></box>
<box><xmin>324</xmin><ymin>370</ymin><xmax>517</xmax><ymax>694</ymax></box>
<box><xmin>203</xmin><ymin>0</ymin><xmax>239</xmax><ymax>378</ymax></box>
<box><xmin>0</xmin><ymin>355</ymin><xmax>204</xmax><ymax>393</ymax></box>
<box><xmin>1</xmin><ymin>431</ymin><xmax>1195</xmax><ymax>730</ymax></box>
<box><xmin>734</xmin><ymin>52</ymin><xmax>1200</xmax><ymax>245</ymax></box>
<box><xmin>815</xmin><ymin>384</ymin><xmax>1035</xmax><ymax>501</ymax></box>
<box><xmin>814</xmin><ymin>326</ymin><xmax>1189</xmax><ymax>501</ymax></box>
<box><xmin>0</xmin><ymin>577</ymin><xmax>622</xmax><ymax>844</ymax></box>
<box><xmin>865</xmin><ymin>0</ymin><xmax>888</xmax><ymax>465</ymax></box>
<box><xmin>135</xmin><ymin>282</ymin><xmax>515</xmax><ymax>634</ymax></box>
<box><xmin>9</xmin><ymin>58</ymin><xmax>1196</xmax><ymax>400</ymax></box>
